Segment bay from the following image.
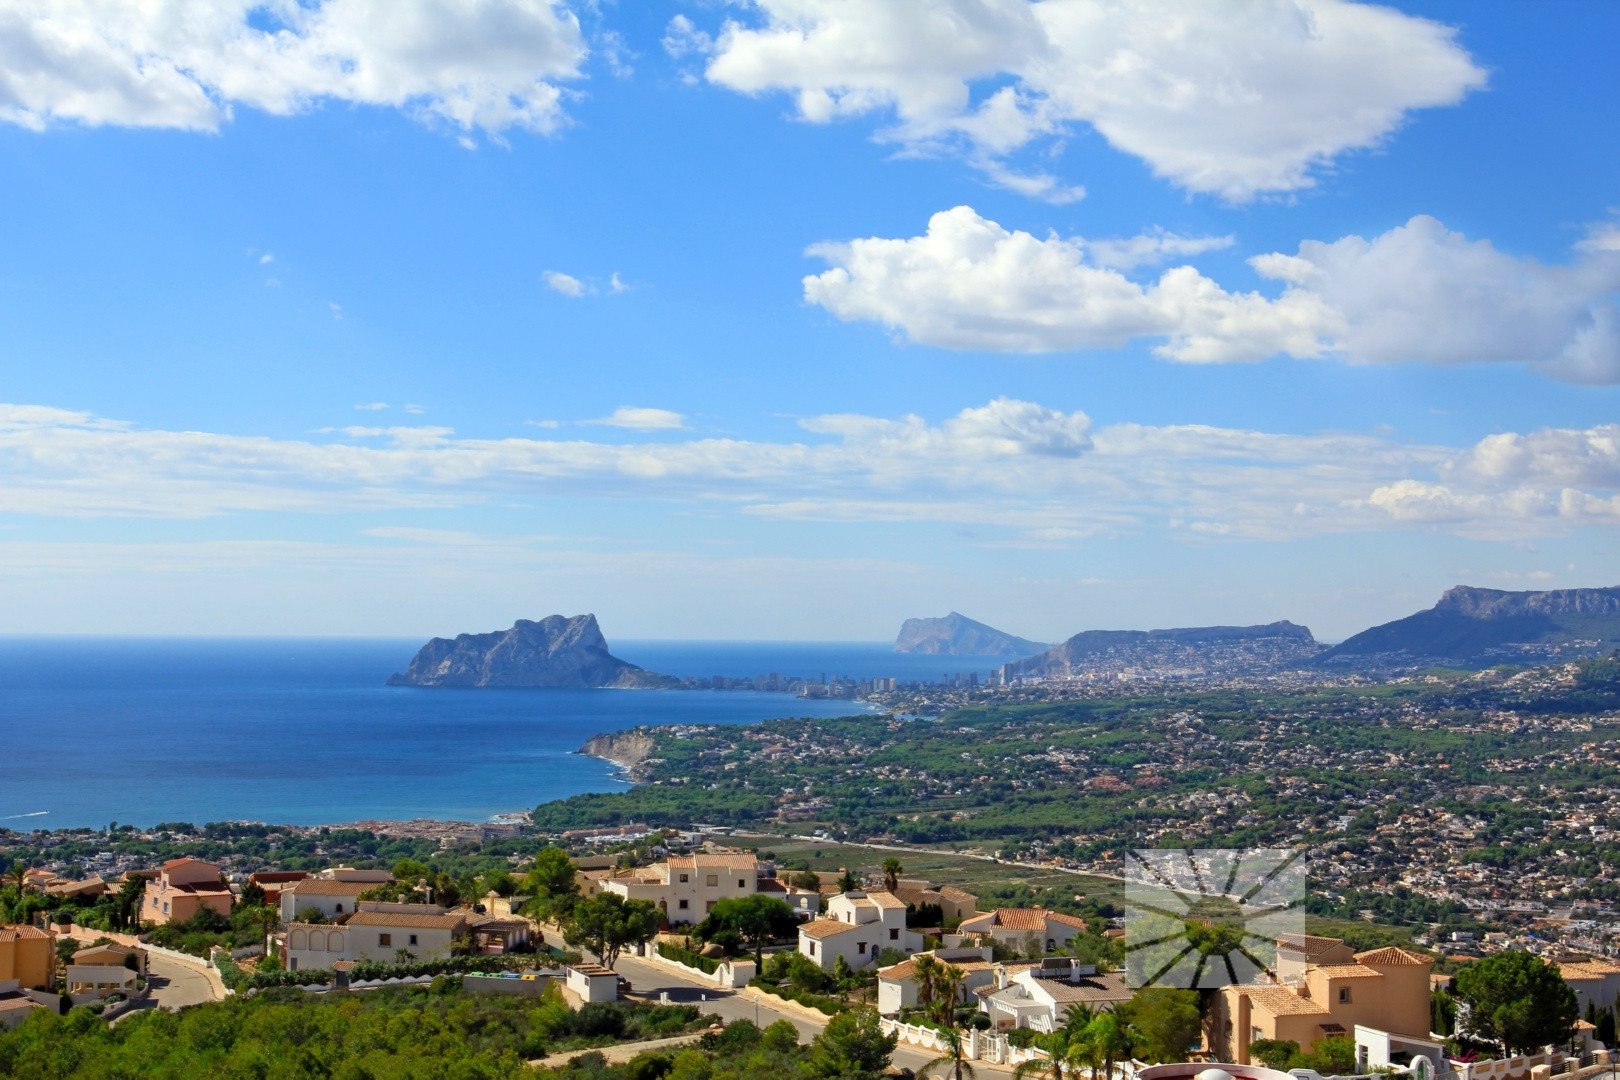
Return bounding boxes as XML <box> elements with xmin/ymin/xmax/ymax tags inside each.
<box><xmin>0</xmin><ymin>637</ymin><xmax>1010</xmax><ymax>830</ymax></box>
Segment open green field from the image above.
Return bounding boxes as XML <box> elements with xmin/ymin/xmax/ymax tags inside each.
<box><xmin>742</xmin><ymin>834</ymin><xmax>1125</xmax><ymax>903</ymax></box>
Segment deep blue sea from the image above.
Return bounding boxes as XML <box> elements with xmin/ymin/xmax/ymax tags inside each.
<box><xmin>0</xmin><ymin>638</ymin><xmax>1009</xmax><ymax>830</ymax></box>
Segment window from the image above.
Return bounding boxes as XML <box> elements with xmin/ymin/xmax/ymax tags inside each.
<box><xmin>889</xmin><ymin>928</ymin><xmax>899</xmax><ymax>940</ymax></box>
<box><xmin>706</xmin><ymin>900</ymin><xmax>717</xmax><ymax>912</ymax></box>
<box><xmin>810</xmin><ymin>941</ymin><xmax>817</xmax><ymax>956</ymax></box>
<box><xmin>679</xmin><ymin>873</ymin><xmax>689</xmax><ymax>883</ymax></box>
<box><xmin>706</xmin><ymin>874</ymin><xmax>719</xmax><ymax>887</ymax></box>
<box><xmin>409</xmin><ymin>934</ymin><xmax>418</xmax><ymax>946</ymax></box>
<box><xmin>1338</xmin><ymin>987</ymin><xmax>1352</xmax><ymax>1003</ymax></box>
<box><xmin>1251</xmin><ymin>1027</ymin><xmax>1263</xmax><ymax>1044</ymax></box>
<box><xmin>858</xmin><ymin>942</ymin><xmax>866</xmax><ymax>954</ymax></box>
<box><xmin>738</xmin><ymin>879</ymin><xmax>746</xmax><ymax>888</ymax></box>
<box><xmin>379</xmin><ymin>933</ymin><xmax>392</xmax><ymax>947</ymax></box>
<box><xmin>679</xmin><ymin>899</ymin><xmax>689</xmax><ymax>910</ymax></box>
<box><xmin>335</xmin><ymin>904</ymin><xmax>344</xmax><ymax>914</ymax></box>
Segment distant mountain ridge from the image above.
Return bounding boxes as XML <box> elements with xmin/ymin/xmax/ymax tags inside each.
<box><xmin>1003</xmin><ymin>621</ymin><xmax>1320</xmax><ymax>680</ymax></box>
<box><xmin>388</xmin><ymin>615</ymin><xmax>679</xmax><ymax>689</ymax></box>
<box><xmin>894</xmin><ymin>612</ymin><xmax>1049</xmax><ymax>656</ymax></box>
<box><xmin>1319</xmin><ymin>585</ymin><xmax>1620</xmax><ymax>668</ymax></box>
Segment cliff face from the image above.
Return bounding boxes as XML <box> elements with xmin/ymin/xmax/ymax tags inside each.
<box><xmin>894</xmin><ymin>612</ymin><xmax>1048</xmax><ymax>656</ymax></box>
<box><xmin>579</xmin><ymin>732</ymin><xmax>658</xmax><ymax>770</ymax></box>
<box><xmin>1004</xmin><ymin>621</ymin><xmax>1320</xmax><ymax>679</ymax></box>
<box><xmin>387</xmin><ymin>615</ymin><xmax>680</xmax><ymax>689</ymax></box>
<box><xmin>1320</xmin><ymin>586</ymin><xmax>1620</xmax><ymax>668</ymax></box>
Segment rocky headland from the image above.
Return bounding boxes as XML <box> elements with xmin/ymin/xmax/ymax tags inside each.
<box><xmin>387</xmin><ymin>614</ymin><xmax>680</xmax><ymax>689</ymax></box>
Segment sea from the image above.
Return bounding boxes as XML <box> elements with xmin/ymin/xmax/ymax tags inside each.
<box><xmin>0</xmin><ymin>637</ymin><xmax>1009</xmax><ymax>830</ymax></box>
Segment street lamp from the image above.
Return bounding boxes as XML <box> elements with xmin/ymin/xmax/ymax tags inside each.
<box><xmin>754</xmin><ymin>992</ymin><xmax>760</xmax><ymax>1026</ymax></box>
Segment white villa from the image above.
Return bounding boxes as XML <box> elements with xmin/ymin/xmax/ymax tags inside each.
<box><xmin>283</xmin><ymin>902</ymin><xmax>466</xmax><ymax>970</ymax></box>
<box><xmin>980</xmin><ymin>959</ymin><xmax>1133</xmax><ymax>1031</ymax></box>
<box><xmin>798</xmin><ymin>890</ymin><xmax>925</xmax><ymax>971</ymax></box>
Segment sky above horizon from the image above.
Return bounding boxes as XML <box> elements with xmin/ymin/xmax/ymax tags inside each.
<box><xmin>1</xmin><ymin>0</ymin><xmax>1618</xmax><ymax>643</ymax></box>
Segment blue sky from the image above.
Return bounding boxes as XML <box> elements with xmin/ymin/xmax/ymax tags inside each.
<box><xmin>0</xmin><ymin>0</ymin><xmax>1617</xmax><ymax>642</ymax></box>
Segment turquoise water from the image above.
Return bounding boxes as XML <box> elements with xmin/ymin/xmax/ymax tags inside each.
<box><xmin>0</xmin><ymin>637</ymin><xmax>1010</xmax><ymax>829</ymax></box>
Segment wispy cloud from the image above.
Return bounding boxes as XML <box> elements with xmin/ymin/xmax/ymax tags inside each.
<box><xmin>0</xmin><ymin>399</ymin><xmax>1616</xmax><ymax>547</ymax></box>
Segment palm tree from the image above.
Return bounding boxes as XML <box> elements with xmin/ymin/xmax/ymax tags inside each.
<box><xmin>919</xmin><ymin>1024</ymin><xmax>978</xmax><ymax>1080</ymax></box>
<box><xmin>882</xmin><ymin>858</ymin><xmax>903</xmax><ymax>892</ymax></box>
<box><xmin>7</xmin><ymin>863</ymin><xmax>25</xmax><ymax>894</ymax></box>
<box><xmin>1085</xmin><ymin>1013</ymin><xmax>1134</xmax><ymax>1080</ymax></box>
<box><xmin>935</xmin><ymin>963</ymin><xmax>967</xmax><ymax>1026</ymax></box>
<box><xmin>913</xmin><ymin>954</ymin><xmax>942</xmax><ymax>1018</ymax></box>
<box><xmin>1015</xmin><ymin>1027</ymin><xmax>1079</xmax><ymax>1080</ymax></box>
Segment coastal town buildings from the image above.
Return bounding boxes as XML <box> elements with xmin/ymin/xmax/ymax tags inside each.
<box><xmin>142</xmin><ymin>858</ymin><xmax>232</xmax><ymax>926</ymax></box>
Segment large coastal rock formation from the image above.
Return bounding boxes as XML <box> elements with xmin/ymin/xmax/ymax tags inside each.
<box><xmin>387</xmin><ymin>615</ymin><xmax>679</xmax><ymax>689</ymax></box>
<box><xmin>1003</xmin><ymin>621</ymin><xmax>1320</xmax><ymax>680</ymax></box>
<box><xmin>894</xmin><ymin>612</ymin><xmax>1049</xmax><ymax>656</ymax></box>
<box><xmin>1319</xmin><ymin>585</ymin><xmax>1620</xmax><ymax>668</ymax></box>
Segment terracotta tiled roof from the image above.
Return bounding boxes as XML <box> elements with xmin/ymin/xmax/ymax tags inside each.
<box><xmin>936</xmin><ymin>886</ymin><xmax>977</xmax><ymax>903</ymax></box>
<box><xmin>800</xmin><ymin>918</ymin><xmax>859</xmax><ymax>939</ymax></box>
<box><xmin>962</xmin><ymin>908</ymin><xmax>1082</xmax><ymax>932</ymax></box>
<box><xmin>1313</xmin><ymin>964</ymin><xmax>1386</xmax><ymax>979</ymax></box>
<box><xmin>161</xmin><ymin>857</ymin><xmax>217</xmax><ymax>871</ymax></box>
<box><xmin>1243</xmin><ymin>986</ymin><xmax>1330</xmax><ymax>1017</ymax></box>
<box><xmin>0</xmin><ymin>926</ymin><xmax>50</xmax><ymax>942</ymax></box>
<box><xmin>858</xmin><ymin>891</ymin><xmax>906</xmax><ymax>910</ymax></box>
<box><xmin>346</xmin><ymin>911</ymin><xmax>466</xmax><ymax>930</ymax></box>
<box><xmin>1354</xmin><ymin>947</ymin><xmax>1432</xmax><ymax>966</ymax></box>
<box><xmin>693</xmin><ymin>854</ymin><xmax>759</xmax><ymax>871</ymax></box>
<box><xmin>287</xmin><ymin>880</ymin><xmax>373</xmax><ymax>897</ymax></box>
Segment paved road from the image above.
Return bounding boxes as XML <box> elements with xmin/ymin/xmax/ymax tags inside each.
<box><xmin>611</xmin><ymin>952</ymin><xmax>1011</xmax><ymax>1076</ymax></box>
<box><xmin>137</xmin><ymin>953</ymin><xmax>221</xmax><ymax>1013</ymax></box>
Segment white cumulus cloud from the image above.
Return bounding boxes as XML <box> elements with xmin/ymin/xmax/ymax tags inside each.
<box><xmin>806</xmin><ymin>207</ymin><xmax>1620</xmax><ymax>383</ymax></box>
<box><xmin>695</xmin><ymin>0</ymin><xmax>1485</xmax><ymax>201</ymax></box>
<box><xmin>0</xmin><ymin>0</ymin><xmax>587</xmax><ymax>138</ymax></box>
<box><xmin>804</xmin><ymin>206</ymin><xmax>1331</xmax><ymax>361</ymax></box>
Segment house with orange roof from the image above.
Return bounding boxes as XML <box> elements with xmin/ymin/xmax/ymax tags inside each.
<box><xmin>798</xmin><ymin>890</ymin><xmax>924</xmax><ymax>972</ymax></box>
<box><xmin>892</xmin><ymin>880</ymin><xmax>979</xmax><ymax>924</ymax></box>
<box><xmin>0</xmin><ymin>925</ymin><xmax>54</xmax><ymax>990</ymax></box>
<box><xmin>1208</xmin><ymin>939</ymin><xmax>1438</xmax><ymax>1071</ymax></box>
<box><xmin>142</xmin><ymin>858</ymin><xmax>233</xmax><ymax>926</ymax></box>
<box><xmin>283</xmin><ymin>902</ymin><xmax>468</xmax><ymax>970</ymax></box>
<box><xmin>1556</xmin><ymin>956</ymin><xmax>1620</xmax><ymax>1014</ymax></box>
<box><xmin>958</xmin><ymin>907</ymin><xmax>1089</xmax><ymax>953</ymax></box>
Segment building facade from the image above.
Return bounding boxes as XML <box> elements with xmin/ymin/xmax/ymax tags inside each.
<box><xmin>142</xmin><ymin>858</ymin><xmax>232</xmax><ymax>926</ymax></box>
